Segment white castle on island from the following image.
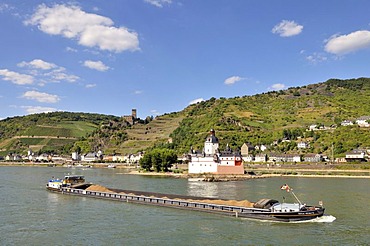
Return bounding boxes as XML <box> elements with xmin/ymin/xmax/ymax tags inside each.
<box><xmin>188</xmin><ymin>129</ymin><xmax>244</xmax><ymax>175</ymax></box>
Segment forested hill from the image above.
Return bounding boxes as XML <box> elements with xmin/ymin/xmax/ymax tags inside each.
<box><xmin>170</xmin><ymin>78</ymin><xmax>370</xmax><ymax>156</ymax></box>
<box><xmin>0</xmin><ymin>112</ymin><xmax>119</xmax><ymax>156</ymax></box>
<box><xmin>0</xmin><ymin>112</ymin><xmax>118</xmax><ymax>139</ymax></box>
<box><xmin>0</xmin><ymin>78</ymin><xmax>369</xmax><ymax>157</ymax></box>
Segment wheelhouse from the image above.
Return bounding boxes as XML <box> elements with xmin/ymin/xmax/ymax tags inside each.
<box><xmin>63</xmin><ymin>175</ymin><xmax>85</xmax><ymax>186</ymax></box>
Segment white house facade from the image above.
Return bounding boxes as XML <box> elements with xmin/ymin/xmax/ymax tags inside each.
<box><xmin>356</xmin><ymin>116</ymin><xmax>370</xmax><ymax>127</ymax></box>
<box><xmin>297</xmin><ymin>142</ymin><xmax>308</xmax><ymax>149</ymax></box>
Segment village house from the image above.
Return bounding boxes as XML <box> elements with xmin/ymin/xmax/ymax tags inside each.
<box><xmin>36</xmin><ymin>153</ymin><xmax>50</xmax><ymax>162</ymax></box>
<box><xmin>268</xmin><ymin>153</ymin><xmax>301</xmax><ymax>163</ymax></box>
<box><xmin>254</xmin><ymin>154</ymin><xmax>267</xmax><ymax>163</ymax></box>
<box><xmin>286</xmin><ymin>154</ymin><xmax>301</xmax><ymax>163</ymax></box>
<box><xmin>355</xmin><ymin>116</ymin><xmax>370</xmax><ymax>127</ymax></box>
<box><xmin>188</xmin><ymin>129</ymin><xmax>244</xmax><ymax>175</ymax></box>
<box><xmin>304</xmin><ymin>153</ymin><xmax>323</xmax><ymax>163</ymax></box>
<box><xmin>109</xmin><ymin>152</ymin><xmax>143</xmax><ymax>164</ymax></box>
<box><xmin>297</xmin><ymin>141</ymin><xmax>309</xmax><ymax>149</ymax></box>
<box><xmin>126</xmin><ymin>152</ymin><xmax>144</xmax><ymax>165</ymax></box>
<box><xmin>81</xmin><ymin>152</ymin><xmax>98</xmax><ymax>162</ymax></box>
<box><xmin>50</xmin><ymin>155</ymin><xmax>66</xmax><ymax>162</ymax></box>
<box><xmin>5</xmin><ymin>153</ymin><xmax>22</xmax><ymax>161</ymax></box>
<box><xmin>241</xmin><ymin>143</ymin><xmax>254</xmax><ymax>162</ymax></box>
<box><xmin>27</xmin><ymin>149</ymin><xmax>34</xmax><ymax>161</ymax></box>
<box><xmin>112</xmin><ymin>154</ymin><xmax>124</xmax><ymax>162</ymax></box>
<box><xmin>341</xmin><ymin>120</ymin><xmax>353</xmax><ymax>126</ymax></box>
<box><xmin>72</xmin><ymin>152</ymin><xmax>81</xmax><ymax>161</ymax></box>
<box><xmin>81</xmin><ymin>151</ymin><xmax>103</xmax><ymax>162</ymax></box>
<box><xmin>241</xmin><ymin>143</ymin><xmax>254</xmax><ymax>155</ymax></box>
<box><xmin>309</xmin><ymin>124</ymin><xmax>318</xmax><ymax>131</ymax></box>
<box><xmin>243</xmin><ymin>154</ymin><xmax>254</xmax><ymax>162</ymax></box>
<box><xmin>103</xmin><ymin>155</ymin><xmax>114</xmax><ymax>162</ymax></box>
<box><xmin>345</xmin><ymin>149</ymin><xmax>368</xmax><ymax>162</ymax></box>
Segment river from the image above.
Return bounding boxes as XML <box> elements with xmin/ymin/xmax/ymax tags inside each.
<box><xmin>0</xmin><ymin>166</ymin><xmax>369</xmax><ymax>245</ymax></box>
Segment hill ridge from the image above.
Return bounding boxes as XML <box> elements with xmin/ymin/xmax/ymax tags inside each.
<box><xmin>0</xmin><ymin>77</ymin><xmax>369</xmax><ymax>157</ymax></box>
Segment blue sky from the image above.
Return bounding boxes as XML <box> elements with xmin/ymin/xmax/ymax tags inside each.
<box><xmin>1</xmin><ymin>0</ymin><xmax>370</xmax><ymax>119</ymax></box>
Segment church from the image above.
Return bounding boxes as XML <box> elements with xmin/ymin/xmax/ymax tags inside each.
<box><xmin>188</xmin><ymin>129</ymin><xmax>244</xmax><ymax>174</ymax></box>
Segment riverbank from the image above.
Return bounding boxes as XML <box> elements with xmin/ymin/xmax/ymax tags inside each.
<box><xmin>1</xmin><ymin>162</ymin><xmax>369</xmax><ymax>179</ymax></box>
<box><xmin>126</xmin><ymin>170</ymin><xmax>279</xmax><ymax>181</ymax></box>
<box><xmin>126</xmin><ymin>170</ymin><xmax>370</xmax><ymax>180</ymax></box>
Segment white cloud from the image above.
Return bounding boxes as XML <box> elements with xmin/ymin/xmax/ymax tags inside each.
<box><xmin>85</xmin><ymin>83</ymin><xmax>97</xmax><ymax>88</ymax></box>
<box><xmin>272</xmin><ymin>20</ymin><xmax>303</xmax><ymax>37</ymax></box>
<box><xmin>18</xmin><ymin>59</ymin><xmax>57</xmax><ymax>70</ymax></box>
<box><xmin>43</xmin><ymin>67</ymin><xmax>79</xmax><ymax>83</ymax></box>
<box><xmin>134</xmin><ymin>90</ymin><xmax>143</xmax><ymax>94</ymax></box>
<box><xmin>21</xmin><ymin>106</ymin><xmax>57</xmax><ymax>114</ymax></box>
<box><xmin>144</xmin><ymin>0</ymin><xmax>172</xmax><ymax>8</ymax></box>
<box><xmin>66</xmin><ymin>46</ymin><xmax>78</xmax><ymax>52</ymax></box>
<box><xmin>0</xmin><ymin>3</ymin><xmax>11</xmax><ymax>12</ymax></box>
<box><xmin>79</xmin><ymin>25</ymin><xmax>139</xmax><ymax>52</ymax></box>
<box><xmin>189</xmin><ymin>98</ymin><xmax>204</xmax><ymax>105</ymax></box>
<box><xmin>0</xmin><ymin>69</ymin><xmax>34</xmax><ymax>85</ymax></box>
<box><xmin>270</xmin><ymin>83</ymin><xmax>286</xmax><ymax>91</ymax></box>
<box><xmin>305</xmin><ymin>52</ymin><xmax>328</xmax><ymax>64</ymax></box>
<box><xmin>15</xmin><ymin>59</ymin><xmax>79</xmax><ymax>84</ymax></box>
<box><xmin>224</xmin><ymin>76</ymin><xmax>245</xmax><ymax>85</ymax></box>
<box><xmin>22</xmin><ymin>90</ymin><xmax>60</xmax><ymax>103</ymax></box>
<box><xmin>25</xmin><ymin>4</ymin><xmax>139</xmax><ymax>53</ymax></box>
<box><xmin>324</xmin><ymin>30</ymin><xmax>370</xmax><ymax>55</ymax></box>
<box><xmin>83</xmin><ymin>60</ymin><xmax>110</xmax><ymax>71</ymax></box>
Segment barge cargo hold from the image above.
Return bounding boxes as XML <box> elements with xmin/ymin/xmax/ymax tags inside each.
<box><xmin>46</xmin><ymin>177</ymin><xmax>326</xmax><ymax>222</ymax></box>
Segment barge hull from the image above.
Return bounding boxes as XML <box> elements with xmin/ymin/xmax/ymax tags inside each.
<box><xmin>51</xmin><ymin>186</ymin><xmax>324</xmax><ymax>222</ymax></box>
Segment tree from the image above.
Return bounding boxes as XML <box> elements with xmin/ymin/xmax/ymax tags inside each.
<box><xmin>139</xmin><ymin>148</ymin><xmax>177</xmax><ymax>172</ymax></box>
<box><xmin>73</xmin><ymin>141</ymin><xmax>90</xmax><ymax>153</ymax></box>
<box><xmin>151</xmin><ymin>149</ymin><xmax>162</xmax><ymax>172</ymax></box>
<box><xmin>160</xmin><ymin>149</ymin><xmax>177</xmax><ymax>172</ymax></box>
<box><xmin>140</xmin><ymin>154</ymin><xmax>152</xmax><ymax>171</ymax></box>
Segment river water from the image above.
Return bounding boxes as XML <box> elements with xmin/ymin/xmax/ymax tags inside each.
<box><xmin>0</xmin><ymin>166</ymin><xmax>369</xmax><ymax>245</ymax></box>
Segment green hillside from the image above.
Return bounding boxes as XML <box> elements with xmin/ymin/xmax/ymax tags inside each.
<box><xmin>170</xmin><ymin>78</ymin><xmax>370</xmax><ymax>156</ymax></box>
<box><xmin>88</xmin><ymin>112</ymin><xmax>185</xmax><ymax>155</ymax></box>
<box><xmin>0</xmin><ymin>112</ymin><xmax>118</xmax><ymax>155</ymax></box>
<box><xmin>0</xmin><ymin>78</ymin><xmax>369</xmax><ymax>158</ymax></box>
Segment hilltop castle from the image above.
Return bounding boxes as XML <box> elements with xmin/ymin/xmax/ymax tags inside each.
<box><xmin>122</xmin><ymin>109</ymin><xmax>137</xmax><ymax>125</ymax></box>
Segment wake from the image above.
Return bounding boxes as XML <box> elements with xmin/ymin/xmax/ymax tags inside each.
<box><xmin>242</xmin><ymin>215</ymin><xmax>336</xmax><ymax>223</ymax></box>
<box><xmin>281</xmin><ymin>215</ymin><xmax>336</xmax><ymax>224</ymax></box>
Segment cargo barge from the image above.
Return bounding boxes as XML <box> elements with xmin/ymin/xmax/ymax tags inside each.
<box><xmin>46</xmin><ymin>176</ymin><xmax>326</xmax><ymax>222</ymax></box>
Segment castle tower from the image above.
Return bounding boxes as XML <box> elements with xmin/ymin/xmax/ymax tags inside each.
<box><xmin>204</xmin><ymin>129</ymin><xmax>219</xmax><ymax>155</ymax></box>
<box><xmin>132</xmin><ymin>109</ymin><xmax>137</xmax><ymax>119</ymax></box>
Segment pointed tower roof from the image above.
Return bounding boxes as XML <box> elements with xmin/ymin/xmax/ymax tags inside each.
<box><xmin>205</xmin><ymin>129</ymin><xmax>219</xmax><ymax>143</ymax></box>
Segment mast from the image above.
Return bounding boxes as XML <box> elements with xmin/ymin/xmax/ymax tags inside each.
<box><xmin>290</xmin><ymin>190</ymin><xmax>302</xmax><ymax>205</ymax></box>
<box><xmin>281</xmin><ymin>184</ymin><xmax>302</xmax><ymax>205</ymax></box>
